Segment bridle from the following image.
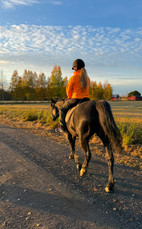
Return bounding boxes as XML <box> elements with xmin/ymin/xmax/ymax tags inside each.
<box><xmin>51</xmin><ymin>105</ymin><xmax>59</xmax><ymax>120</ymax></box>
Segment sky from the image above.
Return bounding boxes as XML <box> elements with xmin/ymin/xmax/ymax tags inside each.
<box><xmin>0</xmin><ymin>0</ymin><xmax>142</xmax><ymax>95</ymax></box>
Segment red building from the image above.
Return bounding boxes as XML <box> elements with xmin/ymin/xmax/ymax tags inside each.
<box><xmin>128</xmin><ymin>95</ymin><xmax>142</xmax><ymax>101</ymax></box>
<box><xmin>111</xmin><ymin>94</ymin><xmax>119</xmax><ymax>101</ymax></box>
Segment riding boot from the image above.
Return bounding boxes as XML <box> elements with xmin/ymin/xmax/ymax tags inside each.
<box><xmin>60</xmin><ymin>109</ymin><xmax>67</xmax><ymax>131</ymax></box>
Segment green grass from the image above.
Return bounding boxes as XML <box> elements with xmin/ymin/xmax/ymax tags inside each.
<box><xmin>118</xmin><ymin>122</ymin><xmax>142</xmax><ymax>145</ymax></box>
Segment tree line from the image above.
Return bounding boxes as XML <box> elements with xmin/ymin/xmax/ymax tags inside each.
<box><xmin>0</xmin><ymin>65</ymin><xmax>113</xmax><ymax>101</ymax></box>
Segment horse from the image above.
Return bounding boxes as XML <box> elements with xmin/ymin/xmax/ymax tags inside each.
<box><xmin>50</xmin><ymin>99</ymin><xmax>122</xmax><ymax>192</ymax></box>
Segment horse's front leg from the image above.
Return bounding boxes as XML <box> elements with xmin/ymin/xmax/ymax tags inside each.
<box><xmin>66</xmin><ymin>133</ymin><xmax>81</xmax><ymax>170</ymax></box>
<box><xmin>105</xmin><ymin>144</ymin><xmax>114</xmax><ymax>192</ymax></box>
<box><xmin>80</xmin><ymin>139</ymin><xmax>91</xmax><ymax>176</ymax></box>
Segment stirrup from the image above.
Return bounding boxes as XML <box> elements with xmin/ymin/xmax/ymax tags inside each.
<box><xmin>55</xmin><ymin>126</ymin><xmax>65</xmax><ymax>133</ymax></box>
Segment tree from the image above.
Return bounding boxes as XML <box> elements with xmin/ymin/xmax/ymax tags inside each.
<box><xmin>49</xmin><ymin>65</ymin><xmax>64</xmax><ymax>98</ymax></box>
<box><xmin>128</xmin><ymin>90</ymin><xmax>141</xmax><ymax>97</ymax></box>
<box><xmin>90</xmin><ymin>81</ymin><xmax>97</xmax><ymax>100</ymax></box>
<box><xmin>0</xmin><ymin>89</ymin><xmax>12</xmax><ymax>101</ymax></box>
<box><xmin>36</xmin><ymin>73</ymin><xmax>47</xmax><ymax>100</ymax></box>
<box><xmin>15</xmin><ymin>76</ymin><xmax>25</xmax><ymax>100</ymax></box>
<box><xmin>61</xmin><ymin>76</ymin><xmax>68</xmax><ymax>98</ymax></box>
<box><xmin>10</xmin><ymin>70</ymin><xmax>19</xmax><ymax>90</ymax></box>
<box><xmin>9</xmin><ymin>70</ymin><xmax>20</xmax><ymax>100</ymax></box>
<box><xmin>89</xmin><ymin>80</ymin><xmax>112</xmax><ymax>100</ymax></box>
<box><xmin>46</xmin><ymin>77</ymin><xmax>51</xmax><ymax>100</ymax></box>
<box><xmin>103</xmin><ymin>81</ymin><xmax>113</xmax><ymax>100</ymax></box>
<box><xmin>97</xmin><ymin>82</ymin><xmax>104</xmax><ymax>99</ymax></box>
<box><xmin>22</xmin><ymin>70</ymin><xmax>37</xmax><ymax>100</ymax></box>
<box><xmin>9</xmin><ymin>69</ymin><xmax>38</xmax><ymax>100</ymax></box>
<box><xmin>9</xmin><ymin>68</ymin><xmax>114</xmax><ymax>101</ymax></box>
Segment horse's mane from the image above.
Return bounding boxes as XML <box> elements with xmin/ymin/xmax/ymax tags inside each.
<box><xmin>51</xmin><ymin>98</ymin><xmax>67</xmax><ymax>109</ymax></box>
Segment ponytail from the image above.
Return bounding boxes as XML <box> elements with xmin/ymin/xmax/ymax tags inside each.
<box><xmin>80</xmin><ymin>68</ymin><xmax>89</xmax><ymax>90</ymax></box>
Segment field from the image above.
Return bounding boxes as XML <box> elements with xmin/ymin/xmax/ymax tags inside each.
<box><xmin>109</xmin><ymin>101</ymin><xmax>142</xmax><ymax>123</ymax></box>
<box><xmin>0</xmin><ymin>100</ymin><xmax>142</xmax><ymax>169</ymax></box>
<box><xmin>110</xmin><ymin>101</ymin><xmax>142</xmax><ymax>144</ymax></box>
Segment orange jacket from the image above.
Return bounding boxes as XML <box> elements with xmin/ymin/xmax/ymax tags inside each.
<box><xmin>66</xmin><ymin>70</ymin><xmax>90</xmax><ymax>99</ymax></box>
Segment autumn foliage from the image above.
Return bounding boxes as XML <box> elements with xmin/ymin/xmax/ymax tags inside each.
<box><xmin>9</xmin><ymin>65</ymin><xmax>112</xmax><ymax>101</ymax></box>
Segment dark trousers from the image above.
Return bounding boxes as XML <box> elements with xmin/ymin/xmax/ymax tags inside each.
<box><xmin>60</xmin><ymin>98</ymin><xmax>90</xmax><ymax>130</ymax></box>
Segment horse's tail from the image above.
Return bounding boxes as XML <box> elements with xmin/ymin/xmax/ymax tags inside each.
<box><xmin>96</xmin><ymin>100</ymin><xmax>122</xmax><ymax>153</ymax></box>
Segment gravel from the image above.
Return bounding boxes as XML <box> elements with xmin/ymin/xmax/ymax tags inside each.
<box><xmin>0</xmin><ymin>124</ymin><xmax>142</xmax><ymax>229</ymax></box>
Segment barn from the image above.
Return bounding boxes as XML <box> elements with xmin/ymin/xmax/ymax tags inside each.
<box><xmin>111</xmin><ymin>94</ymin><xmax>120</xmax><ymax>101</ymax></box>
<box><xmin>128</xmin><ymin>95</ymin><xmax>142</xmax><ymax>101</ymax></box>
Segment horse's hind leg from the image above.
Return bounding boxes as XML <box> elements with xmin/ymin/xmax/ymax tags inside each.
<box><xmin>80</xmin><ymin>138</ymin><xmax>91</xmax><ymax>176</ymax></box>
<box><xmin>105</xmin><ymin>144</ymin><xmax>114</xmax><ymax>192</ymax></box>
<box><xmin>66</xmin><ymin>132</ymin><xmax>76</xmax><ymax>159</ymax></box>
<box><xmin>96</xmin><ymin>127</ymin><xmax>114</xmax><ymax>192</ymax></box>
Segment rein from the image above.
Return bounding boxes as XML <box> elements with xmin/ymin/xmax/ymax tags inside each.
<box><xmin>51</xmin><ymin>105</ymin><xmax>59</xmax><ymax>120</ymax></box>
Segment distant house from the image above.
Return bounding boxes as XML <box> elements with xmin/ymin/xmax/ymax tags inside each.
<box><xmin>128</xmin><ymin>95</ymin><xmax>142</xmax><ymax>101</ymax></box>
<box><xmin>111</xmin><ymin>94</ymin><xmax>119</xmax><ymax>101</ymax></box>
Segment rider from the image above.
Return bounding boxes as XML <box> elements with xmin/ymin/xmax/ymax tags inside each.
<box><xmin>56</xmin><ymin>59</ymin><xmax>90</xmax><ymax>133</ymax></box>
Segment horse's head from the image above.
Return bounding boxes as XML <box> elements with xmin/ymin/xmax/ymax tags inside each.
<box><xmin>50</xmin><ymin>99</ymin><xmax>59</xmax><ymax>121</ymax></box>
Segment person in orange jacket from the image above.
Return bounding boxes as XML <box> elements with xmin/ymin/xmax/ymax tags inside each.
<box><xmin>56</xmin><ymin>59</ymin><xmax>90</xmax><ymax>133</ymax></box>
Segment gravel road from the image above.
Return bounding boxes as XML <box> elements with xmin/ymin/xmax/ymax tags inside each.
<box><xmin>0</xmin><ymin>124</ymin><xmax>142</xmax><ymax>229</ymax></box>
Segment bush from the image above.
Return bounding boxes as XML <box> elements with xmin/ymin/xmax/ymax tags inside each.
<box><xmin>118</xmin><ymin>122</ymin><xmax>142</xmax><ymax>145</ymax></box>
<box><xmin>23</xmin><ymin>110</ymin><xmax>38</xmax><ymax>121</ymax></box>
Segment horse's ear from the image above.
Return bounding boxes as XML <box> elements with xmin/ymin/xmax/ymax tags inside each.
<box><xmin>50</xmin><ymin>98</ymin><xmax>55</xmax><ymax>107</ymax></box>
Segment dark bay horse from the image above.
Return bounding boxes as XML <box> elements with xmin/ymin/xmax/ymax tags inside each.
<box><xmin>51</xmin><ymin>99</ymin><xmax>122</xmax><ymax>192</ymax></box>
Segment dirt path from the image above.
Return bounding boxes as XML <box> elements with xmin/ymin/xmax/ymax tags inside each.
<box><xmin>0</xmin><ymin>124</ymin><xmax>142</xmax><ymax>229</ymax></box>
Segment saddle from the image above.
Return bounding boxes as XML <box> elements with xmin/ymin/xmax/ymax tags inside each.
<box><xmin>65</xmin><ymin>106</ymin><xmax>77</xmax><ymax>123</ymax></box>
<box><xmin>65</xmin><ymin>99</ymin><xmax>89</xmax><ymax>123</ymax></box>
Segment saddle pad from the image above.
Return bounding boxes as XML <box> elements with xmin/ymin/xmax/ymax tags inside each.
<box><xmin>65</xmin><ymin>106</ymin><xmax>77</xmax><ymax>123</ymax></box>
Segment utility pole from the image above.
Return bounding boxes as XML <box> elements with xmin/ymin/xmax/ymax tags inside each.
<box><xmin>0</xmin><ymin>70</ymin><xmax>4</xmax><ymax>102</ymax></box>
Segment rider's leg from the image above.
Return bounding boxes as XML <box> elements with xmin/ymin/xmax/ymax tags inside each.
<box><xmin>59</xmin><ymin>99</ymin><xmax>80</xmax><ymax>131</ymax></box>
<box><xmin>60</xmin><ymin>109</ymin><xmax>67</xmax><ymax>131</ymax></box>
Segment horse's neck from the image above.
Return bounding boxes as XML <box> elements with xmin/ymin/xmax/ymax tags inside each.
<box><xmin>56</xmin><ymin>100</ymin><xmax>64</xmax><ymax>109</ymax></box>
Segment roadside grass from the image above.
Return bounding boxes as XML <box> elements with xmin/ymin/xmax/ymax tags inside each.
<box><xmin>0</xmin><ymin>101</ymin><xmax>142</xmax><ymax>169</ymax></box>
<box><xmin>117</xmin><ymin>121</ymin><xmax>142</xmax><ymax>145</ymax></box>
<box><xmin>0</xmin><ymin>105</ymin><xmax>58</xmax><ymax>128</ymax></box>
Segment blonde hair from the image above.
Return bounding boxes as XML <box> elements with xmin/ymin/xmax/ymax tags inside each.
<box><xmin>79</xmin><ymin>68</ymin><xmax>89</xmax><ymax>90</ymax></box>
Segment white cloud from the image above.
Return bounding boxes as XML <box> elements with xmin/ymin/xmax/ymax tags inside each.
<box><xmin>1</xmin><ymin>0</ymin><xmax>63</xmax><ymax>8</ymax></box>
<box><xmin>1</xmin><ymin>25</ymin><xmax>142</xmax><ymax>59</ymax></box>
<box><xmin>1</xmin><ymin>0</ymin><xmax>39</xmax><ymax>8</ymax></box>
<box><xmin>0</xmin><ymin>25</ymin><xmax>142</xmax><ymax>95</ymax></box>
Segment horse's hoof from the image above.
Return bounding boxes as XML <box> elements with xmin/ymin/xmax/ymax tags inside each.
<box><xmin>105</xmin><ymin>183</ymin><xmax>114</xmax><ymax>193</ymax></box>
<box><xmin>69</xmin><ymin>154</ymin><xmax>74</xmax><ymax>159</ymax></box>
<box><xmin>80</xmin><ymin>168</ymin><xmax>86</xmax><ymax>177</ymax></box>
<box><xmin>76</xmin><ymin>163</ymin><xmax>82</xmax><ymax>171</ymax></box>
<box><xmin>105</xmin><ymin>187</ymin><xmax>110</xmax><ymax>193</ymax></box>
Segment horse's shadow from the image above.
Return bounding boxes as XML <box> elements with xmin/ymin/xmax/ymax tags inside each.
<box><xmin>0</xmin><ymin>183</ymin><xmax>114</xmax><ymax>227</ymax></box>
<box><xmin>0</xmin><ymin>184</ymin><xmax>88</xmax><ymax>216</ymax></box>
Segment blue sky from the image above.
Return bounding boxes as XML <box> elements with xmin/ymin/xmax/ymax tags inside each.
<box><xmin>0</xmin><ymin>0</ymin><xmax>142</xmax><ymax>95</ymax></box>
